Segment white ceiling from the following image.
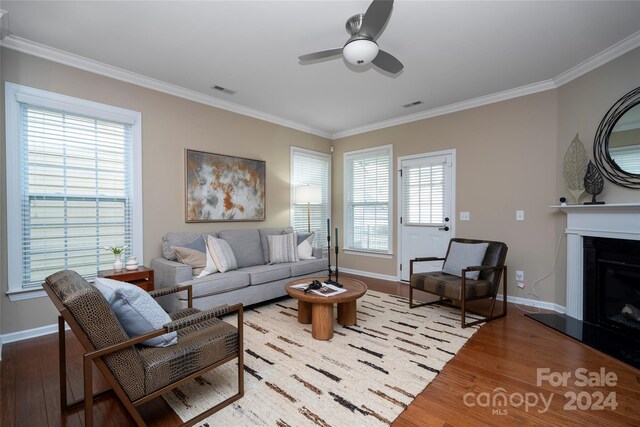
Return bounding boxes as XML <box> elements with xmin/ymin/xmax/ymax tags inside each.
<box><xmin>2</xmin><ymin>1</ymin><xmax>640</xmax><ymax>139</ymax></box>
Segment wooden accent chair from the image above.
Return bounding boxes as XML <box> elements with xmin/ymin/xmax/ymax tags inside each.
<box><xmin>409</xmin><ymin>238</ymin><xmax>508</xmax><ymax>328</ymax></box>
<box><xmin>44</xmin><ymin>270</ymin><xmax>243</xmax><ymax>427</ymax></box>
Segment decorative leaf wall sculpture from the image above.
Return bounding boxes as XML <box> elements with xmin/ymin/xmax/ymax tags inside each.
<box><xmin>563</xmin><ymin>134</ymin><xmax>589</xmax><ymax>204</ymax></box>
<box><xmin>584</xmin><ymin>160</ymin><xmax>605</xmax><ymax>204</ymax></box>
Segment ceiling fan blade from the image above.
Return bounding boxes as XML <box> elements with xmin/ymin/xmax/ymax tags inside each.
<box><xmin>372</xmin><ymin>49</ymin><xmax>403</xmax><ymax>74</ymax></box>
<box><xmin>360</xmin><ymin>0</ymin><xmax>394</xmax><ymax>39</ymax></box>
<box><xmin>298</xmin><ymin>48</ymin><xmax>343</xmax><ymax>62</ymax></box>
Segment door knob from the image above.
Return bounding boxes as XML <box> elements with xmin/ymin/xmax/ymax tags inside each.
<box><xmin>439</xmin><ymin>226</ymin><xmax>450</xmax><ymax>231</ymax></box>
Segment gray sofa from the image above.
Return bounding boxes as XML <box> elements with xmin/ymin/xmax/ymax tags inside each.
<box><xmin>150</xmin><ymin>227</ymin><xmax>326</xmax><ymax>311</ymax></box>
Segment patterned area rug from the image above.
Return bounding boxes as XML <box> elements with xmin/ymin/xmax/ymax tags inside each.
<box><xmin>163</xmin><ymin>291</ymin><xmax>481</xmax><ymax>426</ymax></box>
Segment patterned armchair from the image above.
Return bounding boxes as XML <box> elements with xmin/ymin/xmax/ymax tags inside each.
<box><xmin>43</xmin><ymin>270</ymin><xmax>243</xmax><ymax>427</ymax></box>
<box><xmin>409</xmin><ymin>238</ymin><xmax>508</xmax><ymax>328</ymax></box>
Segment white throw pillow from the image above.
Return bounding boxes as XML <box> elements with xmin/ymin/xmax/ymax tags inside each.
<box><xmin>442</xmin><ymin>242</ymin><xmax>489</xmax><ymax>280</ymax></box>
<box><xmin>196</xmin><ymin>237</ymin><xmax>219</xmax><ymax>278</ymax></box>
<box><xmin>92</xmin><ymin>278</ymin><xmax>177</xmax><ymax>347</ymax></box>
<box><xmin>297</xmin><ymin>232</ymin><xmax>315</xmax><ymax>260</ymax></box>
<box><xmin>207</xmin><ymin>236</ymin><xmax>238</xmax><ymax>273</ymax></box>
<box><xmin>268</xmin><ymin>232</ymin><xmax>299</xmax><ymax>264</ymax></box>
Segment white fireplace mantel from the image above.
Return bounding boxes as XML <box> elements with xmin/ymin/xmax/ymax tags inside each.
<box><xmin>553</xmin><ymin>203</ymin><xmax>640</xmax><ymax>320</ymax></box>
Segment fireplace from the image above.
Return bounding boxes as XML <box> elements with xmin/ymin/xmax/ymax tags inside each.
<box><xmin>583</xmin><ymin>237</ymin><xmax>640</xmax><ymax>339</ymax></box>
<box><xmin>527</xmin><ymin>203</ymin><xmax>640</xmax><ymax>369</ymax></box>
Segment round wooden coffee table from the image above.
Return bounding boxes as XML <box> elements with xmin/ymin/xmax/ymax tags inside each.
<box><xmin>285</xmin><ymin>276</ymin><xmax>367</xmax><ymax>340</ymax></box>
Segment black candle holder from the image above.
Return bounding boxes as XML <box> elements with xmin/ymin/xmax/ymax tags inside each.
<box><xmin>325</xmin><ymin>234</ymin><xmax>342</xmax><ymax>287</ymax></box>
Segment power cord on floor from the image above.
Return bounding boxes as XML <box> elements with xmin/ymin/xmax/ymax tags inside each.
<box><xmin>513</xmin><ymin>215</ymin><xmax>565</xmax><ymax>313</ymax></box>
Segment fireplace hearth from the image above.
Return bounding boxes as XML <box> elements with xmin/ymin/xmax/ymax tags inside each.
<box><xmin>528</xmin><ymin>204</ymin><xmax>640</xmax><ymax>369</ymax></box>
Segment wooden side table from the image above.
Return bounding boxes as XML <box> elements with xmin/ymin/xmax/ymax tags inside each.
<box><xmin>97</xmin><ymin>266</ymin><xmax>155</xmax><ymax>291</ymax></box>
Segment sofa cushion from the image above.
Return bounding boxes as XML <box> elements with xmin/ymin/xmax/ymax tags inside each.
<box><xmin>239</xmin><ymin>264</ymin><xmax>292</xmax><ymax>285</ymax></box>
<box><xmin>268</xmin><ymin>233</ymin><xmax>299</xmax><ymax>264</ymax></box>
<box><xmin>288</xmin><ymin>258</ymin><xmax>327</xmax><ymax>277</ymax></box>
<box><xmin>183</xmin><ymin>271</ymin><xmax>250</xmax><ymax>298</ymax></box>
<box><xmin>162</xmin><ymin>232</ymin><xmax>217</xmax><ymax>261</ymax></box>
<box><xmin>218</xmin><ymin>229</ymin><xmax>264</xmax><ymax>268</ymax></box>
<box><xmin>259</xmin><ymin>227</ymin><xmax>294</xmax><ymax>263</ymax></box>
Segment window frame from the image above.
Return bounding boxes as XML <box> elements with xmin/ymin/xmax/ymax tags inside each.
<box><xmin>289</xmin><ymin>146</ymin><xmax>331</xmax><ymax>248</ymax></box>
<box><xmin>343</xmin><ymin>144</ymin><xmax>393</xmax><ymax>257</ymax></box>
<box><xmin>5</xmin><ymin>82</ymin><xmax>143</xmax><ymax>300</ymax></box>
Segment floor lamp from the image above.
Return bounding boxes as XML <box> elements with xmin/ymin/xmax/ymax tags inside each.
<box><xmin>295</xmin><ymin>184</ymin><xmax>322</xmax><ymax>232</ymax></box>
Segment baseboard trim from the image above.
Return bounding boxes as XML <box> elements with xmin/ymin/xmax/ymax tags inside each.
<box><xmin>497</xmin><ymin>294</ymin><xmax>566</xmax><ymax>314</ymax></box>
<box><xmin>338</xmin><ymin>267</ymin><xmax>399</xmax><ymax>283</ymax></box>
<box><xmin>1</xmin><ymin>321</ymin><xmax>68</xmax><ymax>346</ymax></box>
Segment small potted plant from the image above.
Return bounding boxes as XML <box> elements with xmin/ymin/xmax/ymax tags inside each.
<box><xmin>104</xmin><ymin>245</ymin><xmax>128</xmax><ymax>271</ymax></box>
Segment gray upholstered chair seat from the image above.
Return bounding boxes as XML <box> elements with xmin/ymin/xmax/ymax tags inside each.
<box><xmin>138</xmin><ymin>308</ymin><xmax>238</xmax><ymax>395</ymax></box>
<box><xmin>410</xmin><ymin>271</ymin><xmax>493</xmax><ymax>301</ymax></box>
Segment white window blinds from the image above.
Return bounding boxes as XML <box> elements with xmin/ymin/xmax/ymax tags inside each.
<box><xmin>290</xmin><ymin>147</ymin><xmax>330</xmax><ymax>248</ymax></box>
<box><xmin>402</xmin><ymin>156</ymin><xmax>447</xmax><ymax>226</ymax></box>
<box><xmin>610</xmin><ymin>145</ymin><xmax>640</xmax><ymax>174</ymax></box>
<box><xmin>344</xmin><ymin>145</ymin><xmax>392</xmax><ymax>253</ymax></box>
<box><xmin>5</xmin><ymin>83</ymin><xmax>141</xmax><ymax>293</ymax></box>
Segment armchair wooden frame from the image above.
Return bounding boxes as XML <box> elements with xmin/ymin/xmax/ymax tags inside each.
<box><xmin>409</xmin><ymin>241</ymin><xmax>508</xmax><ymax>328</ymax></box>
<box><xmin>44</xmin><ymin>283</ymin><xmax>244</xmax><ymax>427</ymax></box>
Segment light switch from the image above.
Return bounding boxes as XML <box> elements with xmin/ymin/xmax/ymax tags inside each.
<box><xmin>460</xmin><ymin>211</ymin><xmax>470</xmax><ymax>221</ymax></box>
<box><xmin>516</xmin><ymin>210</ymin><xmax>525</xmax><ymax>221</ymax></box>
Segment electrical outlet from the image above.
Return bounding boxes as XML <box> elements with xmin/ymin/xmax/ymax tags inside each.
<box><xmin>517</xmin><ymin>282</ymin><xmax>525</xmax><ymax>289</ymax></box>
<box><xmin>460</xmin><ymin>211</ymin><xmax>470</xmax><ymax>221</ymax></box>
<box><xmin>516</xmin><ymin>270</ymin><xmax>524</xmax><ymax>281</ymax></box>
<box><xmin>516</xmin><ymin>210</ymin><xmax>525</xmax><ymax>221</ymax></box>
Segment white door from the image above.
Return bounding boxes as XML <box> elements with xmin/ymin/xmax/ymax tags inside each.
<box><xmin>399</xmin><ymin>151</ymin><xmax>455</xmax><ymax>281</ymax></box>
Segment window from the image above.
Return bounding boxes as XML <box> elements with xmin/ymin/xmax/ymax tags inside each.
<box><xmin>290</xmin><ymin>147</ymin><xmax>330</xmax><ymax>248</ymax></box>
<box><xmin>5</xmin><ymin>83</ymin><xmax>142</xmax><ymax>296</ymax></box>
<box><xmin>402</xmin><ymin>156</ymin><xmax>447</xmax><ymax>226</ymax></box>
<box><xmin>344</xmin><ymin>145</ymin><xmax>392</xmax><ymax>254</ymax></box>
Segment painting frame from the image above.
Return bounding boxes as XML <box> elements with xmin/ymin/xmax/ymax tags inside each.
<box><xmin>185</xmin><ymin>149</ymin><xmax>266</xmax><ymax>223</ymax></box>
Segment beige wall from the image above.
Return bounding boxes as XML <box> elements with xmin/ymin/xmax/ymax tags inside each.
<box><xmin>333</xmin><ymin>91</ymin><xmax>561</xmax><ymax>305</ymax></box>
<box><xmin>0</xmin><ymin>48</ymin><xmax>330</xmax><ymax>334</ymax></box>
<box><xmin>554</xmin><ymin>46</ymin><xmax>640</xmax><ymax>306</ymax></box>
<box><xmin>2</xmin><ymin>45</ymin><xmax>640</xmax><ymax>336</ymax></box>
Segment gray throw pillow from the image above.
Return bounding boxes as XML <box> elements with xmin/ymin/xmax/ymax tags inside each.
<box><xmin>92</xmin><ymin>278</ymin><xmax>177</xmax><ymax>347</ymax></box>
<box><xmin>442</xmin><ymin>242</ymin><xmax>489</xmax><ymax>280</ymax></box>
<box><xmin>182</xmin><ymin>235</ymin><xmax>206</xmax><ymax>253</ymax></box>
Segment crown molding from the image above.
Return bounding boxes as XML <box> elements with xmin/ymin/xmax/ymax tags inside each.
<box><xmin>331</xmin><ymin>80</ymin><xmax>557</xmax><ymax>139</ymax></box>
<box><xmin>0</xmin><ymin>36</ymin><xmax>332</xmax><ymax>139</ymax></box>
<box><xmin>3</xmin><ymin>28</ymin><xmax>640</xmax><ymax>142</ymax></box>
<box><xmin>553</xmin><ymin>30</ymin><xmax>640</xmax><ymax>88</ymax></box>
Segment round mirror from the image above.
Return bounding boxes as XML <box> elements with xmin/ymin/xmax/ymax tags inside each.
<box><xmin>594</xmin><ymin>86</ymin><xmax>640</xmax><ymax>188</ymax></box>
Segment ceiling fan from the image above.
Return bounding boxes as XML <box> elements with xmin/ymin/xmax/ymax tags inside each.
<box><xmin>298</xmin><ymin>0</ymin><xmax>403</xmax><ymax>74</ymax></box>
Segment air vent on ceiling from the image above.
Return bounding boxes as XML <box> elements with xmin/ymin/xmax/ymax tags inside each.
<box><xmin>211</xmin><ymin>85</ymin><xmax>236</xmax><ymax>95</ymax></box>
<box><xmin>402</xmin><ymin>101</ymin><xmax>423</xmax><ymax>108</ymax></box>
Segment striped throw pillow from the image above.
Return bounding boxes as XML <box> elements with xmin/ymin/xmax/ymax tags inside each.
<box><xmin>268</xmin><ymin>233</ymin><xmax>299</xmax><ymax>264</ymax></box>
<box><xmin>207</xmin><ymin>236</ymin><xmax>238</xmax><ymax>273</ymax></box>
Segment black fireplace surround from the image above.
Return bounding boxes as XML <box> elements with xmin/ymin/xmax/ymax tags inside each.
<box><xmin>528</xmin><ymin>236</ymin><xmax>640</xmax><ymax>369</ymax></box>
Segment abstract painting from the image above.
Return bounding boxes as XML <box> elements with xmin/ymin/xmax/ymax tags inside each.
<box><xmin>185</xmin><ymin>149</ymin><xmax>265</xmax><ymax>222</ymax></box>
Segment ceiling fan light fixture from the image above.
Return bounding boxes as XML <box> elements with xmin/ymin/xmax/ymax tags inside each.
<box><xmin>343</xmin><ymin>39</ymin><xmax>379</xmax><ymax>66</ymax></box>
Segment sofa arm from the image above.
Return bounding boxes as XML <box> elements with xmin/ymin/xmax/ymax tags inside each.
<box><xmin>312</xmin><ymin>247</ymin><xmax>324</xmax><ymax>259</ymax></box>
<box><xmin>150</xmin><ymin>257</ymin><xmax>192</xmax><ymax>289</ymax></box>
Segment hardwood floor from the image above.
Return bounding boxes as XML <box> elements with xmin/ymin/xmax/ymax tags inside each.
<box><xmin>2</xmin><ymin>273</ymin><xmax>639</xmax><ymax>426</ymax></box>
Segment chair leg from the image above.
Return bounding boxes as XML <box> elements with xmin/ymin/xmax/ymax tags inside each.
<box><xmin>58</xmin><ymin>316</ymin><xmax>68</xmax><ymax>412</ymax></box>
<box><xmin>461</xmin><ymin>277</ymin><xmax>467</xmax><ymax>328</ymax></box>
<box><xmin>84</xmin><ymin>355</ymin><xmax>93</xmax><ymax>427</ymax></box>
